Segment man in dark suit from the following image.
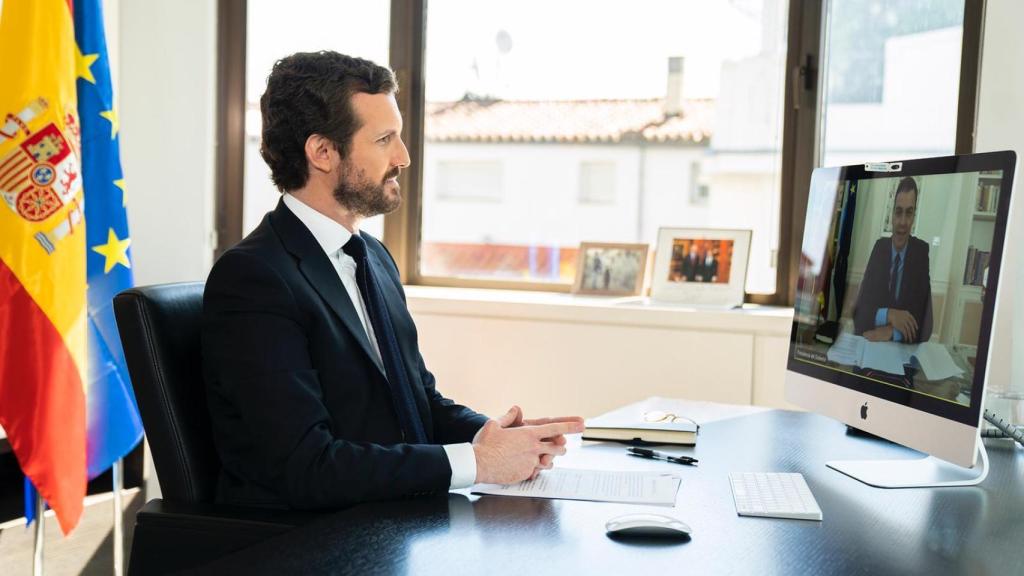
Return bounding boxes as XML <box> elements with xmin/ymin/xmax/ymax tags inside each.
<box><xmin>852</xmin><ymin>176</ymin><xmax>932</xmax><ymax>343</ymax></box>
<box><xmin>202</xmin><ymin>52</ymin><xmax>583</xmax><ymax>510</ymax></box>
<box><xmin>701</xmin><ymin>249</ymin><xmax>719</xmax><ymax>283</ymax></box>
<box><xmin>681</xmin><ymin>243</ymin><xmax>701</xmax><ymax>281</ymax></box>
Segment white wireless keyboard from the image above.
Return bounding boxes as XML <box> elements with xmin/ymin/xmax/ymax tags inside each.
<box><xmin>728</xmin><ymin>472</ymin><xmax>823</xmax><ymax>521</ymax></box>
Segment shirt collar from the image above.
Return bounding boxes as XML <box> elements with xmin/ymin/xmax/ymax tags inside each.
<box><xmin>891</xmin><ymin>239</ymin><xmax>908</xmax><ymax>261</ymax></box>
<box><xmin>282</xmin><ymin>193</ymin><xmax>355</xmax><ymax>257</ymax></box>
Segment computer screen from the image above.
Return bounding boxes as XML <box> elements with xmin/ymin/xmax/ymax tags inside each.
<box><xmin>785</xmin><ymin>151</ymin><xmax>1016</xmax><ymax>473</ymax></box>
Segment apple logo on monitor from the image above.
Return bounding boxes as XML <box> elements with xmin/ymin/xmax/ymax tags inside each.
<box><xmin>860</xmin><ymin>402</ymin><xmax>869</xmax><ymax>420</ymax></box>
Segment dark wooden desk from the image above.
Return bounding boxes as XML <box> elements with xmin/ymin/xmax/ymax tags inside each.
<box><xmin>194</xmin><ymin>407</ymin><xmax>1024</xmax><ymax>575</ymax></box>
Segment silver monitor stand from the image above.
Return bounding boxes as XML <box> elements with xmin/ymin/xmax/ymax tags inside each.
<box><xmin>826</xmin><ymin>439</ymin><xmax>989</xmax><ymax>488</ymax></box>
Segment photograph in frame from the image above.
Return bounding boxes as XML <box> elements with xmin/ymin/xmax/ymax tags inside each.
<box><xmin>572</xmin><ymin>242</ymin><xmax>649</xmax><ymax>296</ymax></box>
<box><xmin>651</xmin><ymin>228</ymin><xmax>752</xmax><ymax>307</ymax></box>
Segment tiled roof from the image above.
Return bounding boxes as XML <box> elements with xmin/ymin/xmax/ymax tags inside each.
<box><xmin>426</xmin><ymin>98</ymin><xmax>714</xmax><ymax>144</ymax></box>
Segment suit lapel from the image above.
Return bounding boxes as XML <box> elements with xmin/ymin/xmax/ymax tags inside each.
<box><xmin>269</xmin><ymin>200</ymin><xmax>385</xmax><ymax>377</ymax></box>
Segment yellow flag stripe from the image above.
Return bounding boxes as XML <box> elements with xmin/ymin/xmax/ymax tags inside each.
<box><xmin>0</xmin><ymin>0</ymin><xmax>87</xmax><ymax>382</ymax></box>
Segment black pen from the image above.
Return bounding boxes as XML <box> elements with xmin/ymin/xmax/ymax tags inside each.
<box><xmin>627</xmin><ymin>447</ymin><xmax>698</xmax><ymax>466</ymax></box>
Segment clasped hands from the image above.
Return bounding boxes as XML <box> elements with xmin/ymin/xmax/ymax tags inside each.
<box><xmin>472</xmin><ymin>405</ymin><xmax>584</xmax><ymax>485</ymax></box>
<box><xmin>864</xmin><ymin>308</ymin><xmax>918</xmax><ymax>342</ymax></box>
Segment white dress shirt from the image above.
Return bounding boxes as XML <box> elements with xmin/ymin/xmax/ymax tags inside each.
<box><xmin>282</xmin><ymin>193</ymin><xmax>476</xmax><ymax>489</ymax></box>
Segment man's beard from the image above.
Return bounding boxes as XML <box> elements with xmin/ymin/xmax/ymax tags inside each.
<box><xmin>332</xmin><ymin>162</ymin><xmax>402</xmax><ymax>218</ymax></box>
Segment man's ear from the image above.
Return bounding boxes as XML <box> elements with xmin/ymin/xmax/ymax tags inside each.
<box><xmin>304</xmin><ymin>134</ymin><xmax>337</xmax><ymax>175</ymax></box>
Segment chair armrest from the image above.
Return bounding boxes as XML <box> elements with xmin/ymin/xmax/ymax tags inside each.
<box><xmin>129</xmin><ymin>498</ymin><xmax>321</xmax><ymax>576</ymax></box>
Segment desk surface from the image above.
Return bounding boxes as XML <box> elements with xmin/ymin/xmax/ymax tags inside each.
<box><xmin>197</xmin><ymin>405</ymin><xmax>1024</xmax><ymax>575</ymax></box>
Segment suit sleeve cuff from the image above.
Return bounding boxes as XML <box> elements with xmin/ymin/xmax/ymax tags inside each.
<box><xmin>443</xmin><ymin>443</ymin><xmax>477</xmax><ymax>489</ymax></box>
<box><xmin>875</xmin><ymin>308</ymin><xmax>889</xmax><ymax>327</ymax></box>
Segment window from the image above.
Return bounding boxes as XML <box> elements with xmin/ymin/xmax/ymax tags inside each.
<box><xmin>579</xmin><ymin>161</ymin><xmax>617</xmax><ymax>205</ymax></box>
<box><xmin>819</xmin><ymin>0</ymin><xmax>965</xmax><ymax>166</ymax></box>
<box><xmin>417</xmin><ymin>0</ymin><xmax>791</xmax><ymax>293</ymax></box>
<box><xmin>219</xmin><ymin>0</ymin><xmax>984</xmax><ymax>303</ymax></box>
<box><xmin>242</xmin><ymin>0</ymin><xmax>390</xmax><ymax>239</ymax></box>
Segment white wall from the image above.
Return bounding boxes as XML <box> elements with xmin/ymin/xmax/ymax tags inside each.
<box><xmin>407</xmin><ymin>290</ymin><xmax>793</xmax><ymax>418</ymax></box>
<box><xmin>115</xmin><ymin>0</ymin><xmax>218</xmax><ymax>501</ymax></box>
<box><xmin>119</xmin><ymin>1</ymin><xmax>217</xmax><ymax>286</ymax></box>
<box><xmin>422</xmin><ymin>142</ymin><xmax>646</xmax><ymax>247</ymax></box>
<box><xmin>975</xmin><ymin>0</ymin><xmax>1024</xmax><ymax>392</ymax></box>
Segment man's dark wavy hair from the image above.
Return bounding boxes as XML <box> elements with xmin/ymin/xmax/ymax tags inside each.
<box><xmin>259</xmin><ymin>51</ymin><xmax>397</xmax><ymax>192</ymax></box>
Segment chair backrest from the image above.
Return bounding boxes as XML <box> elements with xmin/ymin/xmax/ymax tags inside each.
<box><xmin>114</xmin><ymin>282</ymin><xmax>220</xmax><ymax>503</ymax></box>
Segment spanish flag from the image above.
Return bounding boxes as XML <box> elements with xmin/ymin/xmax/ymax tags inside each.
<box><xmin>0</xmin><ymin>0</ymin><xmax>88</xmax><ymax>535</ymax></box>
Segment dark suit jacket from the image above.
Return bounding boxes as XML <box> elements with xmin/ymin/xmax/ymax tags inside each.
<box><xmin>701</xmin><ymin>258</ymin><xmax>718</xmax><ymax>282</ymax></box>
<box><xmin>202</xmin><ymin>199</ymin><xmax>488</xmax><ymax>510</ymax></box>
<box><xmin>682</xmin><ymin>254</ymin><xmax>700</xmax><ymax>281</ymax></box>
<box><xmin>852</xmin><ymin>236</ymin><xmax>932</xmax><ymax>343</ymax></box>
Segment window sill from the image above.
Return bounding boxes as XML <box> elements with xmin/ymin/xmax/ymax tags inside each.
<box><xmin>404</xmin><ymin>285</ymin><xmax>793</xmax><ymax>336</ymax></box>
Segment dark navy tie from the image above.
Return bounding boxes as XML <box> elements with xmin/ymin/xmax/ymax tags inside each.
<box><xmin>342</xmin><ymin>234</ymin><xmax>428</xmax><ymax>444</ymax></box>
<box><xmin>889</xmin><ymin>252</ymin><xmax>902</xmax><ymax>305</ymax></box>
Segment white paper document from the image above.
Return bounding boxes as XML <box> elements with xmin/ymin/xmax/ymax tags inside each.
<box><xmin>825</xmin><ymin>333</ymin><xmax>963</xmax><ymax>381</ymax></box>
<box><xmin>826</xmin><ymin>332</ymin><xmax>865</xmax><ymax>366</ymax></box>
<box><xmin>913</xmin><ymin>341</ymin><xmax>964</xmax><ymax>380</ymax></box>
<box><xmin>471</xmin><ymin>468</ymin><xmax>681</xmax><ymax>506</ymax></box>
<box><xmin>861</xmin><ymin>341</ymin><xmax>913</xmax><ymax>374</ymax></box>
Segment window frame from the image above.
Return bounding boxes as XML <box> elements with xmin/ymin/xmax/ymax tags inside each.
<box><xmin>216</xmin><ymin>0</ymin><xmax>986</xmax><ymax>306</ymax></box>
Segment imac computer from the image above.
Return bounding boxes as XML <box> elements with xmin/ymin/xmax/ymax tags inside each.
<box><xmin>785</xmin><ymin>151</ymin><xmax>1017</xmax><ymax>488</ymax></box>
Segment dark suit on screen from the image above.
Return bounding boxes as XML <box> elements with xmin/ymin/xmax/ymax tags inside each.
<box><xmin>852</xmin><ymin>235</ymin><xmax>932</xmax><ymax>343</ymax></box>
<box><xmin>202</xmin><ymin>200</ymin><xmax>487</xmax><ymax>510</ymax></box>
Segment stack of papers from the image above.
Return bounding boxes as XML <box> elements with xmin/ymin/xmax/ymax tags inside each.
<box><xmin>472</xmin><ymin>468</ymin><xmax>681</xmax><ymax>506</ymax></box>
<box><xmin>825</xmin><ymin>333</ymin><xmax>964</xmax><ymax>380</ymax></box>
<box><xmin>825</xmin><ymin>332</ymin><xmax>864</xmax><ymax>366</ymax></box>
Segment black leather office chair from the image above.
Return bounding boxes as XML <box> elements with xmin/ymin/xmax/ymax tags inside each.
<box><xmin>114</xmin><ymin>282</ymin><xmax>316</xmax><ymax>575</ymax></box>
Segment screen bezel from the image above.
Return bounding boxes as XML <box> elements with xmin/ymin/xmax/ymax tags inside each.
<box><xmin>786</xmin><ymin>151</ymin><xmax>1017</xmax><ymax>428</ymax></box>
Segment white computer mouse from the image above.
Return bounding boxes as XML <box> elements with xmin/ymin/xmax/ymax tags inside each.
<box><xmin>605</xmin><ymin>513</ymin><xmax>692</xmax><ymax>538</ymax></box>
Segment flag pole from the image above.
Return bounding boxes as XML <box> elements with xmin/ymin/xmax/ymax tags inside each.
<box><xmin>33</xmin><ymin>492</ymin><xmax>44</xmax><ymax>576</ymax></box>
<box><xmin>113</xmin><ymin>458</ymin><xmax>124</xmax><ymax>576</ymax></box>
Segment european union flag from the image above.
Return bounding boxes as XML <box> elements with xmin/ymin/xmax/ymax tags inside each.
<box><xmin>75</xmin><ymin>0</ymin><xmax>144</xmax><ymax>479</ymax></box>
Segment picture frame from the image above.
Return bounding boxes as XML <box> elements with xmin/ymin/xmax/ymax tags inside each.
<box><xmin>650</xmin><ymin>227</ymin><xmax>752</xmax><ymax>307</ymax></box>
<box><xmin>572</xmin><ymin>242</ymin><xmax>649</xmax><ymax>296</ymax></box>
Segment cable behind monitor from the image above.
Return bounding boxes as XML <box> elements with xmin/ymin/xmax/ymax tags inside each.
<box><xmin>982</xmin><ymin>409</ymin><xmax>1024</xmax><ymax>448</ymax></box>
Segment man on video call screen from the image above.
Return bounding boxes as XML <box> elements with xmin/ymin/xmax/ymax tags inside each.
<box><xmin>852</xmin><ymin>177</ymin><xmax>931</xmax><ymax>344</ymax></box>
<box><xmin>791</xmin><ymin>170</ymin><xmax>1003</xmax><ymax>408</ymax></box>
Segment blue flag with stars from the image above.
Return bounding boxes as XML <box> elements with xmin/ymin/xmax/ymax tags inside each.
<box><xmin>75</xmin><ymin>0</ymin><xmax>144</xmax><ymax>480</ymax></box>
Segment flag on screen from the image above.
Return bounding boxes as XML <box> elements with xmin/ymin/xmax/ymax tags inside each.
<box><xmin>0</xmin><ymin>0</ymin><xmax>89</xmax><ymax>535</ymax></box>
<box><xmin>75</xmin><ymin>0</ymin><xmax>144</xmax><ymax>481</ymax></box>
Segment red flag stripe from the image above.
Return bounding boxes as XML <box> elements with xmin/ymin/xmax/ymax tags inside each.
<box><xmin>0</xmin><ymin>174</ymin><xmax>28</xmax><ymax>191</ymax></box>
<box><xmin>0</xmin><ymin>259</ymin><xmax>86</xmax><ymax>534</ymax></box>
<box><xmin>0</xmin><ymin>149</ymin><xmax>27</xmax><ymax>166</ymax></box>
<box><xmin>0</xmin><ymin>158</ymin><xmax>29</xmax><ymax>179</ymax></box>
<box><xmin>0</xmin><ymin>156</ymin><xmax>29</xmax><ymax>183</ymax></box>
